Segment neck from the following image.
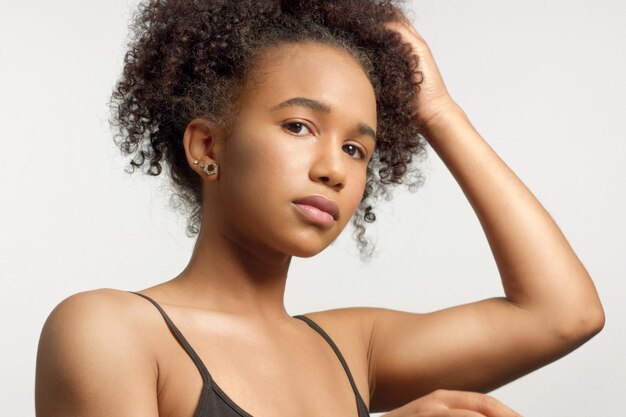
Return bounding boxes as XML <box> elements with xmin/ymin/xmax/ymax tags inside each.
<box><xmin>168</xmin><ymin>223</ymin><xmax>293</xmax><ymax>323</ymax></box>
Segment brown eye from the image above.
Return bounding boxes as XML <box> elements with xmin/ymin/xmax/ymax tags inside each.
<box><xmin>283</xmin><ymin>122</ymin><xmax>312</xmax><ymax>136</ymax></box>
<box><xmin>343</xmin><ymin>144</ymin><xmax>366</xmax><ymax>160</ymax></box>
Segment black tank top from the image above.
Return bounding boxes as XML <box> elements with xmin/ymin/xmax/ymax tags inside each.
<box><xmin>129</xmin><ymin>291</ymin><xmax>370</xmax><ymax>417</ymax></box>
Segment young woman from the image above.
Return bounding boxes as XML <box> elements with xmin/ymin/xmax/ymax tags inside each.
<box><xmin>35</xmin><ymin>1</ymin><xmax>605</xmax><ymax>416</ymax></box>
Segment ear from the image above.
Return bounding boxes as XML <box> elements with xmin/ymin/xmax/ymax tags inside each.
<box><xmin>183</xmin><ymin>118</ymin><xmax>226</xmax><ymax>172</ymax></box>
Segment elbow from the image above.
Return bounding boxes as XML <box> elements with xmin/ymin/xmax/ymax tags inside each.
<box><xmin>577</xmin><ymin>282</ymin><xmax>606</xmax><ymax>341</ymax></box>
<box><xmin>556</xmin><ymin>297</ymin><xmax>605</xmax><ymax>345</ymax></box>
<box><xmin>577</xmin><ymin>303</ymin><xmax>605</xmax><ymax>340</ymax></box>
<box><xmin>584</xmin><ymin>300</ymin><xmax>606</xmax><ymax>337</ymax></box>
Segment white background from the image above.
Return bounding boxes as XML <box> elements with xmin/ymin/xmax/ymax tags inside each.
<box><xmin>1</xmin><ymin>1</ymin><xmax>624</xmax><ymax>416</ymax></box>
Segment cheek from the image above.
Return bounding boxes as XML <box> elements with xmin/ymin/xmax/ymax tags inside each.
<box><xmin>223</xmin><ymin>132</ymin><xmax>304</xmax><ymax>191</ymax></box>
<box><xmin>341</xmin><ymin>168</ymin><xmax>368</xmax><ymax>222</ymax></box>
<box><xmin>219</xmin><ymin>131</ymin><xmax>311</xmax><ymax>224</ymax></box>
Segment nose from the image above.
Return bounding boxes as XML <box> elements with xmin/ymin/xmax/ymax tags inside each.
<box><xmin>309</xmin><ymin>137</ymin><xmax>347</xmax><ymax>191</ymax></box>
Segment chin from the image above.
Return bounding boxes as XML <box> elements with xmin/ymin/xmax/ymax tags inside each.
<box><xmin>279</xmin><ymin>231</ymin><xmax>336</xmax><ymax>258</ymax></box>
<box><xmin>290</xmin><ymin>247</ymin><xmax>326</xmax><ymax>258</ymax></box>
<box><xmin>283</xmin><ymin>241</ymin><xmax>328</xmax><ymax>258</ymax></box>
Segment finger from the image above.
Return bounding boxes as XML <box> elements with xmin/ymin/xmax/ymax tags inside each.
<box><xmin>433</xmin><ymin>390</ymin><xmax>522</xmax><ymax>417</ymax></box>
<box><xmin>383</xmin><ymin>20</ymin><xmax>427</xmax><ymax>48</ymax></box>
<box><xmin>386</xmin><ymin>10</ymin><xmax>424</xmax><ymax>39</ymax></box>
<box><xmin>444</xmin><ymin>411</ymin><xmax>487</xmax><ymax>417</ymax></box>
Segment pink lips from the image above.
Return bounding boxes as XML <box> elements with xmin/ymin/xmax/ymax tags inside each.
<box><xmin>292</xmin><ymin>195</ymin><xmax>339</xmax><ymax>227</ymax></box>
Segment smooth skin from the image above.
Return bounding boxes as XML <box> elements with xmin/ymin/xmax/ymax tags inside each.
<box><xmin>35</xmin><ymin>10</ymin><xmax>604</xmax><ymax>417</ymax></box>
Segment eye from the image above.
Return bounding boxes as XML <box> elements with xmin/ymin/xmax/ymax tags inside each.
<box><xmin>343</xmin><ymin>144</ymin><xmax>366</xmax><ymax>160</ymax></box>
<box><xmin>283</xmin><ymin>122</ymin><xmax>312</xmax><ymax>136</ymax></box>
<box><xmin>283</xmin><ymin>122</ymin><xmax>367</xmax><ymax>160</ymax></box>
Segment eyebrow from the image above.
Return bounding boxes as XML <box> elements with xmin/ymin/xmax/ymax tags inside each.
<box><xmin>270</xmin><ymin>97</ymin><xmax>377</xmax><ymax>142</ymax></box>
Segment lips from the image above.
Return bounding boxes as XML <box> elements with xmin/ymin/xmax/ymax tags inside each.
<box><xmin>292</xmin><ymin>195</ymin><xmax>340</xmax><ymax>221</ymax></box>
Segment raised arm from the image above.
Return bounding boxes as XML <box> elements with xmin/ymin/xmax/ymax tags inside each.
<box><xmin>363</xmin><ymin>13</ymin><xmax>605</xmax><ymax>414</ymax></box>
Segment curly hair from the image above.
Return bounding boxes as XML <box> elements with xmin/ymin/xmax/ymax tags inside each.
<box><xmin>109</xmin><ymin>0</ymin><xmax>427</xmax><ymax>260</ymax></box>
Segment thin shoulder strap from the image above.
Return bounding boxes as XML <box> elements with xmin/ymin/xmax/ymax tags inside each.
<box><xmin>129</xmin><ymin>291</ymin><xmax>212</xmax><ymax>388</ymax></box>
<box><xmin>293</xmin><ymin>314</ymin><xmax>367</xmax><ymax>406</ymax></box>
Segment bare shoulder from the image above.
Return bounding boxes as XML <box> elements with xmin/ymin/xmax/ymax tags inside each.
<box><xmin>44</xmin><ymin>288</ymin><xmax>150</xmax><ymax>319</ymax></box>
<box><xmin>38</xmin><ymin>288</ymin><xmax>160</xmax><ymax>349</ymax></box>
<box><xmin>298</xmin><ymin>306</ymin><xmax>386</xmax><ymax>403</ymax></box>
<box><xmin>300</xmin><ymin>306</ymin><xmax>383</xmax><ymax>342</ymax></box>
<box><xmin>35</xmin><ymin>288</ymin><xmax>160</xmax><ymax>417</ymax></box>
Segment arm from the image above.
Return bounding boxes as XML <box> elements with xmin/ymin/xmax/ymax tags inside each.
<box><xmin>424</xmin><ymin>102</ymin><xmax>604</xmax><ymax>335</ymax></box>
<box><xmin>35</xmin><ymin>290</ymin><xmax>159</xmax><ymax>417</ymax></box>
<box><xmin>368</xmin><ymin>102</ymin><xmax>605</xmax><ymax>411</ymax></box>
<box><xmin>365</xmin><ymin>13</ymin><xmax>605</xmax><ymax>413</ymax></box>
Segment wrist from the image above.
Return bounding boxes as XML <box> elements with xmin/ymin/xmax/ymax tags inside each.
<box><xmin>420</xmin><ymin>100</ymin><xmax>470</xmax><ymax>143</ymax></box>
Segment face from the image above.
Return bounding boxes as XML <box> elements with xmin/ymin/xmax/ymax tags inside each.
<box><xmin>211</xmin><ymin>41</ymin><xmax>377</xmax><ymax>258</ymax></box>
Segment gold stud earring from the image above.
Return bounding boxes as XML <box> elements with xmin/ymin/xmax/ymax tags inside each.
<box><xmin>199</xmin><ymin>161</ymin><xmax>219</xmax><ymax>176</ymax></box>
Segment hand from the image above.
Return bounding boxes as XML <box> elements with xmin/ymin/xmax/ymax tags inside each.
<box><xmin>383</xmin><ymin>11</ymin><xmax>458</xmax><ymax>129</ymax></box>
<box><xmin>380</xmin><ymin>389</ymin><xmax>522</xmax><ymax>417</ymax></box>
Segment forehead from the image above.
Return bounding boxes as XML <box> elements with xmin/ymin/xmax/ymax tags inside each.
<box><xmin>240</xmin><ymin>42</ymin><xmax>377</xmax><ymax>126</ymax></box>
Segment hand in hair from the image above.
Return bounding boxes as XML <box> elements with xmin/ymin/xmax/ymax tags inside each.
<box><xmin>384</xmin><ymin>12</ymin><xmax>456</xmax><ymax>129</ymax></box>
